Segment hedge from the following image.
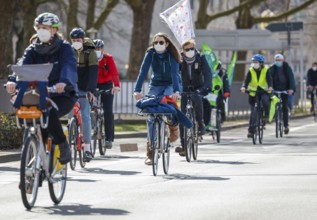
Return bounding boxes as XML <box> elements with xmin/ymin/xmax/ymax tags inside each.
<box><xmin>0</xmin><ymin>113</ymin><xmax>23</xmax><ymax>149</ymax></box>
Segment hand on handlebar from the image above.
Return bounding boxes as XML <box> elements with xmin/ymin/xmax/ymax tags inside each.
<box><xmin>240</xmin><ymin>87</ymin><xmax>246</xmax><ymax>93</ymax></box>
<box><xmin>170</xmin><ymin>92</ymin><xmax>180</xmax><ymax>101</ymax></box>
<box><xmin>55</xmin><ymin>82</ymin><xmax>66</xmax><ymax>94</ymax></box>
<box><xmin>134</xmin><ymin>92</ymin><xmax>143</xmax><ymax>100</ymax></box>
<box><xmin>87</xmin><ymin>91</ymin><xmax>96</xmax><ymax>103</ymax></box>
<box><xmin>5</xmin><ymin>82</ymin><xmax>17</xmax><ymax>94</ymax></box>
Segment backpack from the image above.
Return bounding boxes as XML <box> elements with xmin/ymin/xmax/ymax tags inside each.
<box><xmin>83</xmin><ymin>37</ymin><xmax>96</xmax><ymax>67</ymax></box>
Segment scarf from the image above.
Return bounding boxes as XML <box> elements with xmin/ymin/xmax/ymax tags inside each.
<box><xmin>34</xmin><ymin>34</ymin><xmax>62</xmax><ymax>55</ymax></box>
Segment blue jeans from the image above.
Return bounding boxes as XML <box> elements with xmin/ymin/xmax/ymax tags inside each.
<box><xmin>68</xmin><ymin>90</ymin><xmax>92</xmax><ymax>144</ymax></box>
<box><xmin>288</xmin><ymin>94</ymin><xmax>295</xmax><ymax>111</ymax></box>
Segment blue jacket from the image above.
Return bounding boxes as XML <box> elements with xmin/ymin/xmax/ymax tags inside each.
<box><xmin>136</xmin><ymin>96</ymin><xmax>193</xmax><ymax>128</ymax></box>
<box><xmin>18</xmin><ymin>35</ymin><xmax>78</xmax><ymax>98</ymax></box>
<box><xmin>134</xmin><ymin>48</ymin><xmax>181</xmax><ymax>93</ymax></box>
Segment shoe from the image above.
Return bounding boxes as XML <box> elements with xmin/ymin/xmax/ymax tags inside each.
<box><xmin>198</xmin><ymin>122</ymin><xmax>206</xmax><ymax>136</ymax></box>
<box><xmin>83</xmin><ymin>151</ymin><xmax>93</xmax><ymax>162</ymax></box>
<box><xmin>169</xmin><ymin>125</ymin><xmax>179</xmax><ymax>142</ymax></box>
<box><xmin>144</xmin><ymin>141</ymin><xmax>152</xmax><ymax>165</ymax></box>
<box><xmin>247</xmin><ymin>132</ymin><xmax>253</xmax><ymax>138</ymax></box>
<box><xmin>105</xmin><ymin>141</ymin><xmax>112</xmax><ymax>149</ymax></box>
<box><xmin>175</xmin><ymin>146</ymin><xmax>184</xmax><ymax>153</ymax></box>
<box><xmin>59</xmin><ymin>141</ymin><xmax>71</xmax><ymax>165</ymax></box>
<box><xmin>284</xmin><ymin>127</ymin><xmax>289</xmax><ymax>135</ymax></box>
<box><xmin>179</xmin><ymin>152</ymin><xmax>185</xmax><ymax>157</ymax></box>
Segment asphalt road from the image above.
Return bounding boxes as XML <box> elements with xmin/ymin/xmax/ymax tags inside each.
<box><xmin>0</xmin><ymin>117</ymin><xmax>316</xmax><ymax>220</ymax></box>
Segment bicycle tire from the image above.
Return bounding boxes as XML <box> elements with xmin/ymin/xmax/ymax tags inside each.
<box><xmin>216</xmin><ymin>110</ymin><xmax>221</xmax><ymax>143</ymax></box>
<box><xmin>279</xmin><ymin>110</ymin><xmax>284</xmax><ymax>137</ymax></box>
<box><xmin>20</xmin><ymin>135</ymin><xmax>40</xmax><ymax>210</ymax></box>
<box><xmin>275</xmin><ymin>105</ymin><xmax>279</xmax><ymax>138</ymax></box>
<box><xmin>151</xmin><ymin>119</ymin><xmax>160</xmax><ymax>176</ymax></box>
<box><xmin>162</xmin><ymin>121</ymin><xmax>170</xmax><ymax>175</ymax></box>
<box><xmin>48</xmin><ymin>144</ymin><xmax>67</xmax><ymax>204</ymax></box>
<box><xmin>258</xmin><ymin>108</ymin><xmax>264</xmax><ymax>144</ymax></box>
<box><xmin>91</xmin><ymin>113</ymin><xmax>98</xmax><ymax>157</ymax></box>
<box><xmin>192</xmin><ymin>121</ymin><xmax>198</xmax><ymax>160</ymax></box>
<box><xmin>184</xmin><ymin>109</ymin><xmax>193</xmax><ymax>162</ymax></box>
<box><xmin>251</xmin><ymin>108</ymin><xmax>258</xmax><ymax>145</ymax></box>
<box><xmin>79</xmin><ymin>143</ymin><xmax>86</xmax><ymax>168</ymax></box>
<box><xmin>314</xmin><ymin>98</ymin><xmax>317</xmax><ymax>122</ymax></box>
<box><xmin>98</xmin><ymin>119</ymin><xmax>107</xmax><ymax>156</ymax></box>
<box><xmin>68</xmin><ymin>117</ymin><xmax>78</xmax><ymax>170</ymax></box>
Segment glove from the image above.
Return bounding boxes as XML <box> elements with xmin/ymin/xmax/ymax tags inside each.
<box><xmin>201</xmin><ymin>87</ymin><xmax>211</xmax><ymax>96</ymax></box>
<box><xmin>223</xmin><ymin>92</ymin><xmax>230</xmax><ymax>98</ymax></box>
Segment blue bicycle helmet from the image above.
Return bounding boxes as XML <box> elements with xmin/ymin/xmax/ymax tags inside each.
<box><xmin>93</xmin><ymin>39</ymin><xmax>104</xmax><ymax>49</ymax></box>
<box><xmin>70</xmin><ymin>27</ymin><xmax>85</xmax><ymax>39</ymax></box>
<box><xmin>251</xmin><ymin>54</ymin><xmax>265</xmax><ymax>63</ymax></box>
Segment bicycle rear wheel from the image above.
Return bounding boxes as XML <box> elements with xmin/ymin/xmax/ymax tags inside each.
<box><xmin>258</xmin><ymin>109</ymin><xmax>264</xmax><ymax>144</ymax></box>
<box><xmin>91</xmin><ymin>112</ymin><xmax>98</xmax><ymax>157</ymax></box>
<box><xmin>48</xmin><ymin>144</ymin><xmax>67</xmax><ymax>204</ymax></box>
<box><xmin>98</xmin><ymin>119</ymin><xmax>107</xmax><ymax>156</ymax></box>
<box><xmin>162</xmin><ymin>122</ymin><xmax>170</xmax><ymax>175</ymax></box>
<box><xmin>192</xmin><ymin>121</ymin><xmax>198</xmax><ymax>160</ymax></box>
<box><xmin>275</xmin><ymin>106</ymin><xmax>279</xmax><ymax>138</ymax></box>
<box><xmin>279</xmin><ymin>110</ymin><xmax>284</xmax><ymax>137</ymax></box>
<box><xmin>151</xmin><ymin>119</ymin><xmax>160</xmax><ymax>176</ymax></box>
<box><xmin>68</xmin><ymin>117</ymin><xmax>78</xmax><ymax>170</ymax></box>
<box><xmin>215</xmin><ymin>110</ymin><xmax>221</xmax><ymax>143</ymax></box>
<box><xmin>184</xmin><ymin>109</ymin><xmax>193</xmax><ymax>162</ymax></box>
<box><xmin>251</xmin><ymin>108</ymin><xmax>258</xmax><ymax>145</ymax></box>
<box><xmin>20</xmin><ymin>135</ymin><xmax>40</xmax><ymax>210</ymax></box>
<box><xmin>79</xmin><ymin>141</ymin><xmax>86</xmax><ymax>168</ymax></box>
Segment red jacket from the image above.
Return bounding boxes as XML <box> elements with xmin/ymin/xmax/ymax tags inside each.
<box><xmin>97</xmin><ymin>53</ymin><xmax>120</xmax><ymax>87</ymax></box>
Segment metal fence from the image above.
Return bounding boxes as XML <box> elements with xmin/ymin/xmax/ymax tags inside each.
<box><xmin>0</xmin><ymin>80</ymin><xmax>301</xmax><ymax>119</ymax></box>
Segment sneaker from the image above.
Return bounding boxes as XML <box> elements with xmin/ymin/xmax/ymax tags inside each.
<box><xmin>175</xmin><ymin>146</ymin><xmax>184</xmax><ymax>153</ymax></box>
<box><xmin>59</xmin><ymin>141</ymin><xmax>71</xmax><ymax>164</ymax></box>
<box><xmin>83</xmin><ymin>151</ymin><xmax>93</xmax><ymax>162</ymax></box>
<box><xmin>284</xmin><ymin>127</ymin><xmax>289</xmax><ymax>135</ymax></box>
<box><xmin>198</xmin><ymin>122</ymin><xmax>206</xmax><ymax>136</ymax></box>
<box><xmin>247</xmin><ymin>132</ymin><xmax>253</xmax><ymax>138</ymax></box>
<box><xmin>144</xmin><ymin>157</ymin><xmax>152</xmax><ymax>165</ymax></box>
<box><xmin>105</xmin><ymin>141</ymin><xmax>112</xmax><ymax>149</ymax></box>
<box><xmin>179</xmin><ymin>151</ymin><xmax>186</xmax><ymax>157</ymax></box>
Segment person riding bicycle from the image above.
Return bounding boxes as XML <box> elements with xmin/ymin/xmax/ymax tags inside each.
<box><xmin>203</xmin><ymin>61</ymin><xmax>230</xmax><ymax>131</ymax></box>
<box><xmin>69</xmin><ymin>27</ymin><xmax>98</xmax><ymax>162</ymax></box>
<box><xmin>175</xmin><ymin>39</ymin><xmax>211</xmax><ymax>155</ymax></box>
<box><xmin>240</xmin><ymin>54</ymin><xmax>273</xmax><ymax>138</ymax></box>
<box><xmin>93</xmin><ymin>39</ymin><xmax>121</xmax><ymax>149</ymax></box>
<box><xmin>134</xmin><ymin>32</ymin><xmax>181</xmax><ymax>165</ymax></box>
<box><xmin>306</xmin><ymin>62</ymin><xmax>317</xmax><ymax>112</ymax></box>
<box><xmin>5</xmin><ymin>12</ymin><xmax>78</xmax><ymax>165</ymax></box>
<box><xmin>269</xmin><ymin>54</ymin><xmax>295</xmax><ymax>135</ymax></box>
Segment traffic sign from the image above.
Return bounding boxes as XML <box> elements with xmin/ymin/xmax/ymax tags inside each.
<box><xmin>266</xmin><ymin>22</ymin><xmax>303</xmax><ymax>32</ymax></box>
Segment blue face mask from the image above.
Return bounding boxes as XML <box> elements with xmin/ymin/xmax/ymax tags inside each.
<box><xmin>275</xmin><ymin>61</ymin><xmax>282</xmax><ymax>67</ymax></box>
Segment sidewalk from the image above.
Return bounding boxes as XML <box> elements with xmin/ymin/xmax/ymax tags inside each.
<box><xmin>0</xmin><ymin>113</ymin><xmax>311</xmax><ymax>163</ymax></box>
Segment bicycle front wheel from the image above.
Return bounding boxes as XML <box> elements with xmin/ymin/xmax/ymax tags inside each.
<box><xmin>251</xmin><ymin>108</ymin><xmax>258</xmax><ymax>145</ymax></box>
<box><xmin>48</xmin><ymin>144</ymin><xmax>67</xmax><ymax>204</ymax></box>
<box><xmin>151</xmin><ymin>119</ymin><xmax>160</xmax><ymax>176</ymax></box>
<box><xmin>192</xmin><ymin>121</ymin><xmax>198</xmax><ymax>160</ymax></box>
<box><xmin>279</xmin><ymin>109</ymin><xmax>284</xmax><ymax>137</ymax></box>
<box><xmin>162</xmin><ymin>122</ymin><xmax>170</xmax><ymax>174</ymax></box>
<box><xmin>68</xmin><ymin>117</ymin><xmax>78</xmax><ymax>170</ymax></box>
<box><xmin>215</xmin><ymin>110</ymin><xmax>221</xmax><ymax>143</ymax></box>
<box><xmin>20</xmin><ymin>135</ymin><xmax>40</xmax><ymax>210</ymax></box>
<box><xmin>98</xmin><ymin>119</ymin><xmax>107</xmax><ymax>156</ymax></box>
<box><xmin>258</xmin><ymin>109</ymin><xmax>264</xmax><ymax>144</ymax></box>
<box><xmin>275</xmin><ymin>106</ymin><xmax>279</xmax><ymax>138</ymax></box>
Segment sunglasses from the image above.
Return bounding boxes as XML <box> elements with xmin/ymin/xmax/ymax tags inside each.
<box><xmin>153</xmin><ymin>41</ymin><xmax>165</xmax><ymax>45</ymax></box>
<box><xmin>184</xmin><ymin>48</ymin><xmax>195</xmax><ymax>52</ymax></box>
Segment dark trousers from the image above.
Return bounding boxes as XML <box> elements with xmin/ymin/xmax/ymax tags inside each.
<box><xmin>43</xmin><ymin>96</ymin><xmax>75</xmax><ymax>144</ymax></box>
<box><xmin>98</xmin><ymin>83</ymin><xmax>114</xmax><ymax>141</ymax></box>
<box><xmin>248</xmin><ymin>94</ymin><xmax>270</xmax><ymax>132</ymax></box>
<box><xmin>203</xmin><ymin>95</ymin><xmax>226</xmax><ymax>125</ymax></box>
<box><xmin>310</xmin><ymin>91</ymin><xmax>317</xmax><ymax>109</ymax></box>
<box><xmin>179</xmin><ymin>93</ymin><xmax>203</xmax><ymax>146</ymax></box>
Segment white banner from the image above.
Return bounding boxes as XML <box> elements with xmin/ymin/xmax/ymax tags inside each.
<box><xmin>159</xmin><ymin>0</ymin><xmax>195</xmax><ymax>46</ymax></box>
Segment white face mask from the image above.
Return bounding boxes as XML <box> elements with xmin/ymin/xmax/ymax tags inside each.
<box><xmin>154</xmin><ymin>44</ymin><xmax>166</xmax><ymax>53</ymax></box>
<box><xmin>251</xmin><ymin>63</ymin><xmax>260</xmax><ymax>69</ymax></box>
<box><xmin>313</xmin><ymin>67</ymin><xmax>317</xmax><ymax>71</ymax></box>
<box><xmin>37</xmin><ymin>29</ymin><xmax>52</xmax><ymax>43</ymax></box>
<box><xmin>72</xmin><ymin>42</ymin><xmax>83</xmax><ymax>50</ymax></box>
<box><xmin>95</xmin><ymin>51</ymin><xmax>102</xmax><ymax>59</ymax></box>
<box><xmin>185</xmin><ymin>50</ymin><xmax>195</xmax><ymax>58</ymax></box>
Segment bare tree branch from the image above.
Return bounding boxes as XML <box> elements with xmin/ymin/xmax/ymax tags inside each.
<box><xmin>253</xmin><ymin>0</ymin><xmax>316</xmax><ymax>24</ymax></box>
<box><xmin>93</xmin><ymin>0</ymin><xmax>120</xmax><ymax>30</ymax></box>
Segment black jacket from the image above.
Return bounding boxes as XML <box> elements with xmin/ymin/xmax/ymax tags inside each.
<box><xmin>307</xmin><ymin>68</ymin><xmax>317</xmax><ymax>86</ymax></box>
<box><xmin>180</xmin><ymin>52</ymin><xmax>212</xmax><ymax>92</ymax></box>
<box><xmin>269</xmin><ymin>62</ymin><xmax>295</xmax><ymax>91</ymax></box>
<box><xmin>218</xmin><ymin>69</ymin><xmax>230</xmax><ymax>94</ymax></box>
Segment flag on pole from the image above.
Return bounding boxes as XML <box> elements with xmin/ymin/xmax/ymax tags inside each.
<box><xmin>201</xmin><ymin>42</ymin><xmax>218</xmax><ymax>73</ymax></box>
<box><xmin>227</xmin><ymin>51</ymin><xmax>237</xmax><ymax>85</ymax></box>
<box><xmin>160</xmin><ymin>0</ymin><xmax>195</xmax><ymax>45</ymax></box>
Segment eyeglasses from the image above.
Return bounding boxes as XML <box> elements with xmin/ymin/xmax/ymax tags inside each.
<box><xmin>184</xmin><ymin>48</ymin><xmax>195</xmax><ymax>52</ymax></box>
<box><xmin>153</xmin><ymin>41</ymin><xmax>165</xmax><ymax>45</ymax></box>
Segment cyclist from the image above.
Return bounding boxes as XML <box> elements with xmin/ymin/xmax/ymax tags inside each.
<box><xmin>306</xmin><ymin>62</ymin><xmax>317</xmax><ymax>112</ymax></box>
<box><xmin>93</xmin><ymin>39</ymin><xmax>121</xmax><ymax>149</ymax></box>
<box><xmin>240</xmin><ymin>54</ymin><xmax>273</xmax><ymax>138</ymax></box>
<box><xmin>69</xmin><ymin>27</ymin><xmax>98</xmax><ymax>162</ymax></box>
<box><xmin>6</xmin><ymin>12</ymin><xmax>78</xmax><ymax>164</ymax></box>
<box><xmin>133</xmin><ymin>32</ymin><xmax>181</xmax><ymax>165</ymax></box>
<box><xmin>175</xmin><ymin>39</ymin><xmax>211</xmax><ymax>155</ymax></box>
<box><xmin>203</xmin><ymin>61</ymin><xmax>230</xmax><ymax>131</ymax></box>
<box><xmin>269</xmin><ymin>54</ymin><xmax>295</xmax><ymax>134</ymax></box>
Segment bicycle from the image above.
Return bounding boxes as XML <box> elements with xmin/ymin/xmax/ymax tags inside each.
<box><xmin>68</xmin><ymin>95</ymin><xmax>92</xmax><ymax>170</ymax></box>
<box><xmin>205</xmin><ymin>92</ymin><xmax>222</xmax><ymax>143</ymax></box>
<box><xmin>182</xmin><ymin>92</ymin><xmax>203</xmax><ymax>162</ymax></box>
<box><xmin>273</xmin><ymin>90</ymin><xmax>288</xmax><ymax>138</ymax></box>
<box><xmin>90</xmin><ymin>88</ymin><xmax>112</xmax><ymax>156</ymax></box>
<box><xmin>8</xmin><ymin>64</ymin><xmax>68</xmax><ymax>209</ymax></box>
<box><xmin>246</xmin><ymin>90</ymin><xmax>268</xmax><ymax>145</ymax></box>
<box><xmin>138</xmin><ymin>110</ymin><xmax>171</xmax><ymax>176</ymax></box>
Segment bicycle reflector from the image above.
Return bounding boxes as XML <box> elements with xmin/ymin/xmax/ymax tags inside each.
<box><xmin>16</xmin><ymin>106</ymin><xmax>42</xmax><ymax>119</ymax></box>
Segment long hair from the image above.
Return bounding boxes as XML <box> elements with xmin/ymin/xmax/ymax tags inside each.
<box><xmin>148</xmin><ymin>32</ymin><xmax>182</xmax><ymax>63</ymax></box>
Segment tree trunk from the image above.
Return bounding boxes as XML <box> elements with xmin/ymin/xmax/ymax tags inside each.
<box><xmin>0</xmin><ymin>1</ymin><xmax>17</xmax><ymax>79</ymax></box>
<box><xmin>67</xmin><ymin>0</ymin><xmax>79</xmax><ymax>41</ymax></box>
<box><xmin>126</xmin><ymin>0</ymin><xmax>156</xmax><ymax>80</ymax></box>
<box><xmin>86</xmin><ymin>0</ymin><xmax>96</xmax><ymax>30</ymax></box>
